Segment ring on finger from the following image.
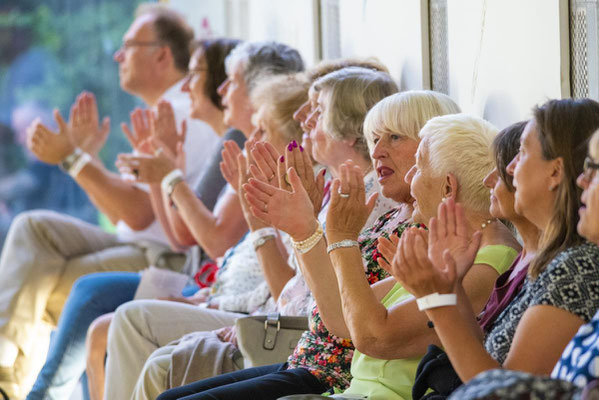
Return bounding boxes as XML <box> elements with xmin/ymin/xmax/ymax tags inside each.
<box><xmin>268</xmin><ymin>173</ymin><xmax>275</xmax><ymax>181</ymax></box>
<box><xmin>338</xmin><ymin>191</ymin><xmax>350</xmax><ymax>198</ymax></box>
<box><xmin>263</xmin><ymin>203</ymin><xmax>268</xmax><ymax>212</ymax></box>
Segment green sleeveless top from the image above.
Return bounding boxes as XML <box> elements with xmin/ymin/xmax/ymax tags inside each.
<box><xmin>342</xmin><ymin>244</ymin><xmax>518</xmax><ymax>400</ymax></box>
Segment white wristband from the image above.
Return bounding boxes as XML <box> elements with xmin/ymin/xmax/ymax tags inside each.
<box><xmin>69</xmin><ymin>152</ymin><xmax>92</xmax><ymax>178</ymax></box>
<box><xmin>161</xmin><ymin>169</ymin><xmax>184</xmax><ymax>194</ymax></box>
<box><xmin>416</xmin><ymin>292</ymin><xmax>457</xmax><ymax>311</ymax></box>
<box><xmin>250</xmin><ymin>227</ymin><xmax>277</xmax><ymax>243</ymax></box>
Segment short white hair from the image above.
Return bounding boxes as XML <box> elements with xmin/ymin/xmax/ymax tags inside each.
<box><xmin>419</xmin><ymin>114</ymin><xmax>498</xmax><ymax>214</ymax></box>
<box><xmin>363</xmin><ymin>90</ymin><xmax>461</xmax><ymax>150</ymax></box>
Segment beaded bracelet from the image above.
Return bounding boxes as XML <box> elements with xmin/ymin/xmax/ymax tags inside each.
<box><xmin>326</xmin><ymin>239</ymin><xmax>359</xmax><ymax>254</ymax></box>
<box><xmin>291</xmin><ymin>223</ymin><xmax>324</xmax><ymax>254</ymax></box>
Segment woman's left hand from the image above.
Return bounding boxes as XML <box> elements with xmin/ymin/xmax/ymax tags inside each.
<box><xmin>326</xmin><ymin>160</ymin><xmax>378</xmax><ymax>242</ymax></box>
<box><xmin>115</xmin><ymin>138</ymin><xmax>180</xmax><ymax>184</ymax></box>
<box><xmin>391</xmin><ymin>227</ymin><xmax>458</xmax><ymax>296</ymax></box>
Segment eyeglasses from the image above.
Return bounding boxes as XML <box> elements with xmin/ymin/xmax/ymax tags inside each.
<box><xmin>118</xmin><ymin>40</ymin><xmax>163</xmax><ymax>52</ymax></box>
<box><xmin>583</xmin><ymin>156</ymin><xmax>599</xmax><ymax>181</ymax></box>
<box><xmin>187</xmin><ymin>68</ymin><xmax>208</xmax><ymax>78</ymax></box>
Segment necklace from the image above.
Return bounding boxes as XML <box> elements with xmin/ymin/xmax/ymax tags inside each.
<box><xmin>481</xmin><ymin>219</ymin><xmax>494</xmax><ymax>229</ymax></box>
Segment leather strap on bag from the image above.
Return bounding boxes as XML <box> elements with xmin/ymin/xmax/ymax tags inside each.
<box><xmin>263</xmin><ymin>312</ymin><xmax>281</xmax><ymax>350</ymax></box>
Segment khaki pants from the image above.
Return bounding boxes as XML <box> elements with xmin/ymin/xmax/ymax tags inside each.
<box><xmin>104</xmin><ymin>300</ymin><xmax>244</xmax><ymax>400</ymax></box>
<box><xmin>0</xmin><ymin>210</ymin><xmax>183</xmax><ymax>396</ymax></box>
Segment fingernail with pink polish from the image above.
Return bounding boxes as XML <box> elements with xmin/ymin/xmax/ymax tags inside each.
<box><xmin>279</xmin><ymin>155</ymin><xmax>285</xmax><ymax>163</ymax></box>
<box><xmin>292</xmin><ymin>140</ymin><xmax>298</xmax><ymax>148</ymax></box>
<box><xmin>322</xmin><ymin>169</ymin><xmax>326</xmax><ymax>176</ymax></box>
<box><xmin>287</xmin><ymin>143</ymin><xmax>293</xmax><ymax>152</ymax></box>
<box><xmin>299</xmin><ymin>145</ymin><xmax>304</xmax><ymax>152</ymax></box>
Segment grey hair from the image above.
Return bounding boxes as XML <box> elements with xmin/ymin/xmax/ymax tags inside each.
<box><xmin>225</xmin><ymin>41</ymin><xmax>304</xmax><ymax>94</ymax></box>
<box><xmin>312</xmin><ymin>66</ymin><xmax>399</xmax><ymax>160</ymax></box>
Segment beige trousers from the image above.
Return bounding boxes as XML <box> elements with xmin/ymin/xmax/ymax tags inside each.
<box><xmin>0</xmin><ymin>210</ymin><xmax>180</xmax><ymax>396</ymax></box>
<box><xmin>104</xmin><ymin>299</ymin><xmax>244</xmax><ymax>400</ymax></box>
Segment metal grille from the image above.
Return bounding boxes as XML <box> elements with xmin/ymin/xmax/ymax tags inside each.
<box><xmin>319</xmin><ymin>0</ymin><xmax>341</xmax><ymax>59</ymax></box>
<box><xmin>571</xmin><ymin>6</ymin><xmax>590</xmax><ymax>98</ymax></box>
<box><xmin>570</xmin><ymin>0</ymin><xmax>599</xmax><ymax>100</ymax></box>
<box><xmin>429</xmin><ymin>0</ymin><xmax>449</xmax><ymax>94</ymax></box>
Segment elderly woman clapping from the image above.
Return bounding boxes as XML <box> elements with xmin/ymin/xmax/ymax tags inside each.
<box><xmin>243</xmin><ymin>100</ymin><xmax>520</xmax><ymax>400</ymax></box>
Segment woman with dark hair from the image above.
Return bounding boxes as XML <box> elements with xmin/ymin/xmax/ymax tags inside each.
<box><xmin>25</xmin><ymin>38</ymin><xmax>242</xmax><ymax>400</ymax></box>
<box><xmin>391</xmin><ymin>98</ymin><xmax>599</xmax><ymax>396</ymax></box>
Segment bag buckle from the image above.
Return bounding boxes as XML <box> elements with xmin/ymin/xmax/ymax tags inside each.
<box><xmin>263</xmin><ymin>312</ymin><xmax>281</xmax><ymax>350</ymax></box>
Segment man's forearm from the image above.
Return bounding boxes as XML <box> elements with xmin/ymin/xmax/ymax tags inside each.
<box><xmin>73</xmin><ymin>159</ymin><xmax>154</xmax><ymax>230</ymax></box>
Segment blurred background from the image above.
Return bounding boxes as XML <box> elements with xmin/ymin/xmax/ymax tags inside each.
<box><xmin>0</xmin><ymin>0</ymin><xmax>595</xmax><ymax>249</ymax></box>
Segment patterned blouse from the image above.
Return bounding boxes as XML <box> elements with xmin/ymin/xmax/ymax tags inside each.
<box><xmin>484</xmin><ymin>241</ymin><xmax>599</xmax><ymax>364</ymax></box>
<box><xmin>285</xmin><ymin>208</ymin><xmax>418</xmax><ymax>391</ymax></box>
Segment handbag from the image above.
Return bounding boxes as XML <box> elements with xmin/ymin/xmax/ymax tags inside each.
<box><xmin>412</xmin><ymin>344</ymin><xmax>462</xmax><ymax>400</ymax></box>
<box><xmin>235</xmin><ymin>312</ymin><xmax>308</xmax><ymax>368</ymax></box>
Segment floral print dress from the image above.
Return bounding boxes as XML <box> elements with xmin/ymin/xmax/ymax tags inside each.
<box><xmin>285</xmin><ymin>208</ymin><xmax>420</xmax><ymax>392</ymax></box>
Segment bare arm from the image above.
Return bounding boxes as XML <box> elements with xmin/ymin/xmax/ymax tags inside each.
<box><xmin>72</xmin><ymin>159</ymin><xmax>155</xmax><ymax>230</ymax></box>
<box><xmin>170</xmin><ymin>184</ymin><xmax>247</xmax><ymax>260</ymax></box>
<box><xmin>427</xmin><ymin>302</ymin><xmax>583</xmax><ymax>382</ymax></box>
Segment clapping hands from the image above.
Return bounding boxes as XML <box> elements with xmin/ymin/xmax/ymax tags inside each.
<box><xmin>69</xmin><ymin>92</ymin><xmax>110</xmax><ymax>157</ymax></box>
<box><xmin>377</xmin><ymin>198</ymin><xmax>482</xmax><ymax>297</ymax></box>
<box><xmin>325</xmin><ymin>160</ymin><xmax>378</xmax><ymax>242</ymax></box>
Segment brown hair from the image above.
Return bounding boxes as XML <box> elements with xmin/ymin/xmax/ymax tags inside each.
<box><xmin>306</xmin><ymin>57</ymin><xmax>389</xmax><ymax>82</ymax></box>
<box><xmin>493</xmin><ymin>120</ymin><xmax>528</xmax><ymax>192</ymax></box>
<box><xmin>530</xmin><ymin>98</ymin><xmax>599</xmax><ymax>277</ymax></box>
<box><xmin>251</xmin><ymin>74</ymin><xmax>309</xmax><ymax>143</ymax></box>
<box><xmin>136</xmin><ymin>4</ymin><xmax>194</xmax><ymax>72</ymax></box>
<box><xmin>191</xmin><ymin>38</ymin><xmax>242</xmax><ymax>110</ymax></box>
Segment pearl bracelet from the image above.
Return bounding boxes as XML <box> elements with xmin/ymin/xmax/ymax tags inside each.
<box><xmin>416</xmin><ymin>292</ymin><xmax>457</xmax><ymax>311</ymax></box>
<box><xmin>291</xmin><ymin>223</ymin><xmax>324</xmax><ymax>254</ymax></box>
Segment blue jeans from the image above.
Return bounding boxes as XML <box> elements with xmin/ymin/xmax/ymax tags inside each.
<box><xmin>156</xmin><ymin>363</ymin><xmax>328</xmax><ymax>400</ymax></box>
<box><xmin>26</xmin><ymin>272</ymin><xmax>141</xmax><ymax>400</ymax></box>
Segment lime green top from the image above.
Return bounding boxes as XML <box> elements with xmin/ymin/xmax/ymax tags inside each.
<box><xmin>342</xmin><ymin>244</ymin><xmax>518</xmax><ymax>400</ymax></box>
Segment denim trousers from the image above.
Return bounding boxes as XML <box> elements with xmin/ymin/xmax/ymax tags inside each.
<box><xmin>156</xmin><ymin>363</ymin><xmax>328</xmax><ymax>400</ymax></box>
<box><xmin>26</xmin><ymin>272</ymin><xmax>141</xmax><ymax>400</ymax></box>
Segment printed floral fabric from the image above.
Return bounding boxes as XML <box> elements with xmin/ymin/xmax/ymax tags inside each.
<box><xmin>286</xmin><ymin>208</ymin><xmax>421</xmax><ymax>391</ymax></box>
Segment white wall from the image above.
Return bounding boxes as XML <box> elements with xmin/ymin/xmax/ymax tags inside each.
<box><xmin>446</xmin><ymin>0</ymin><xmax>570</xmax><ymax>129</ymax></box>
<box><xmin>164</xmin><ymin>0</ymin><xmax>228</xmax><ymax>38</ymax></box>
<box><xmin>335</xmin><ymin>0</ymin><xmax>429</xmax><ymax>90</ymax></box>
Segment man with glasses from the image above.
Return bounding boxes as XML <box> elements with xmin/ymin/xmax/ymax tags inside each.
<box><xmin>0</xmin><ymin>5</ymin><xmax>218</xmax><ymax>399</ymax></box>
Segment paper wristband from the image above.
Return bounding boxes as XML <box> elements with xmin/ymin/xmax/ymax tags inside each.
<box><xmin>161</xmin><ymin>169</ymin><xmax>184</xmax><ymax>193</ymax></box>
<box><xmin>250</xmin><ymin>227</ymin><xmax>278</xmax><ymax>243</ymax></box>
<box><xmin>416</xmin><ymin>292</ymin><xmax>457</xmax><ymax>311</ymax></box>
<box><xmin>69</xmin><ymin>152</ymin><xmax>92</xmax><ymax>178</ymax></box>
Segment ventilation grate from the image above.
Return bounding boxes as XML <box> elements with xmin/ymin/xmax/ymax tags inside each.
<box><xmin>570</xmin><ymin>0</ymin><xmax>599</xmax><ymax>100</ymax></box>
<box><xmin>429</xmin><ymin>0</ymin><xmax>449</xmax><ymax>94</ymax></box>
<box><xmin>571</xmin><ymin>6</ymin><xmax>590</xmax><ymax>98</ymax></box>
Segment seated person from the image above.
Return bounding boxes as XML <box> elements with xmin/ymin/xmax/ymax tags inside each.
<box><xmin>0</xmin><ymin>6</ymin><xmax>219</xmax><ymax>398</ymax></box>
<box><xmin>25</xmin><ymin>37</ymin><xmax>242</xmax><ymax>400</ymax></box>
<box><xmin>156</xmin><ymin>95</ymin><xmax>514</xmax><ymax>399</ymax></box>
<box><xmin>392</xmin><ymin>98</ymin><xmax>599</xmax><ymax>398</ymax></box>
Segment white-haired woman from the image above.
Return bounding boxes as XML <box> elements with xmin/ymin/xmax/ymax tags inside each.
<box><xmin>157</xmin><ymin>94</ymin><xmax>518</xmax><ymax>400</ymax></box>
